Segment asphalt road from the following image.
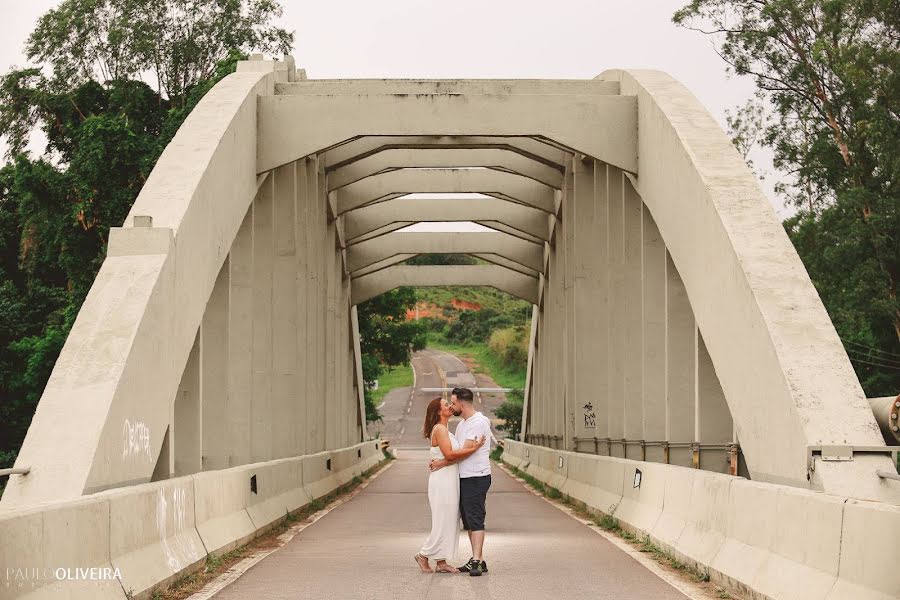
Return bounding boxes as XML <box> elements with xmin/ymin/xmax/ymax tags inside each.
<box><xmin>211</xmin><ymin>451</ymin><xmax>691</xmax><ymax>600</ymax></box>
<box><xmin>367</xmin><ymin>348</ymin><xmax>507</xmax><ymax>449</ymax></box>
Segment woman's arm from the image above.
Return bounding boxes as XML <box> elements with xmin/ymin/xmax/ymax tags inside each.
<box><xmin>434</xmin><ymin>426</ymin><xmax>483</xmax><ymax>462</ymax></box>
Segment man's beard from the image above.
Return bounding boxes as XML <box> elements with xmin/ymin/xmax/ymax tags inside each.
<box><xmin>452</xmin><ymin>408</ymin><xmax>462</xmax><ymax>416</ymax></box>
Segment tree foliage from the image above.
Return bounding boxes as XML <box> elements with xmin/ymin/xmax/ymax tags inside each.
<box><xmin>0</xmin><ymin>1</ymin><xmax>293</xmax><ymax>470</ymax></box>
<box><xmin>357</xmin><ymin>288</ymin><xmax>426</xmax><ymax>421</ymax></box>
<box><xmin>675</xmin><ymin>0</ymin><xmax>900</xmax><ymax>395</ymax></box>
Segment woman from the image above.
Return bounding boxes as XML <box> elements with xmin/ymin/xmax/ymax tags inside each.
<box><xmin>414</xmin><ymin>397</ymin><xmax>485</xmax><ymax>574</ymax></box>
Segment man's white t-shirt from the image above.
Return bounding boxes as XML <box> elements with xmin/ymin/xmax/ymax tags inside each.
<box><xmin>454</xmin><ymin>411</ymin><xmax>492</xmax><ymax>478</ymax></box>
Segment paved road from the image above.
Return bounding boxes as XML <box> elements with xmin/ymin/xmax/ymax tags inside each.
<box><xmin>368</xmin><ymin>349</ymin><xmax>504</xmax><ymax>449</ymax></box>
<box><xmin>209</xmin><ymin>350</ymin><xmax>691</xmax><ymax>599</ymax></box>
<box><xmin>211</xmin><ymin>450</ymin><xmax>690</xmax><ymax>600</ymax></box>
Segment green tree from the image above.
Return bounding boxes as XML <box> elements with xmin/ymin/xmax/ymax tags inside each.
<box><xmin>674</xmin><ymin>0</ymin><xmax>900</xmax><ymax>395</ymax></box>
<box><xmin>357</xmin><ymin>288</ymin><xmax>426</xmax><ymax>422</ymax></box>
<box><xmin>495</xmin><ymin>389</ymin><xmax>524</xmax><ymax>438</ymax></box>
<box><xmin>0</xmin><ymin>1</ymin><xmax>293</xmax><ymax>472</ymax></box>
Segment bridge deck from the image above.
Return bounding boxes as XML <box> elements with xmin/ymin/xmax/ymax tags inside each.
<box><xmin>209</xmin><ymin>450</ymin><xmax>690</xmax><ymax>600</ymax></box>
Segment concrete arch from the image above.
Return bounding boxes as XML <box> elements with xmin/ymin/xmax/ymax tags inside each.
<box><xmin>2</xmin><ymin>61</ymin><xmax>287</xmax><ymax>506</ymax></box>
<box><xmin>334</xmin><ymin>168</ymin><xmax>559</xmax><ymax>214</ymax></box>
<box><xmin>5</xmin><ymin>59</ymin><xmax>894</xmax><ymax>510</ymax></box>
<box><xmin>257</xmin><ymin>89</ymin><xmax>637</xmax><ymax>174</ymax></box>
<box><xmin>591</xmin><ymin>70</ymin><xmax>889</xmax><ymax>497</ymax></box>
<box><xmin>320</xmin><ymin>135</ymin><xmax>571</xmax><ymax>170</ymax></box>
<box><xmin>327</xmin><ymin>148</ymin><xmax>563</xmax><ymax>190</ymax></box>
<box><xmin>342</xmin><ymin>196</ymin><xmax>550</xmax><ymax>244</ymax></box>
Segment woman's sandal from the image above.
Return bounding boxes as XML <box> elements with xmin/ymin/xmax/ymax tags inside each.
<box><xmin>434</xmin><ymin>563</ymin><xmax>459</xmax><ymax>574</ymax></box>
<box><xmin>414</xmin><ymin>553</ymin><xmax>433</xmax><ymax>573</ymax></box>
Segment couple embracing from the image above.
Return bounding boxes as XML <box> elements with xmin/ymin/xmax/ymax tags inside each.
<box><xmin>414</xmin><ymin>387</ymin><xmax>493</xmax><ymax>576</ymax></box>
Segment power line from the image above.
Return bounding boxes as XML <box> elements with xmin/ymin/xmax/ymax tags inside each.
<box><xmin>845</xmin><ymin>348</ymin><xmax>900</xmax><ymax>368</ymax></box>
<box><xmin>848</xmin><ymin>355</ymin><xmax>900</xmax><ymax>371</ymax></box>
<box><xmin>841</xmin><ymin>338</ymin><xmax>900</xmax><ymax>359</ymax></box>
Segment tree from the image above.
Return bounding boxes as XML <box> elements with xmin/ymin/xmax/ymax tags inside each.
<box><xmin>357</xmin><ymin>288</ymin><xmax>426</xmax><ymax>421</ymax></box>
<box><xmin>674</xmin><ymin>0</ymin><xmax>900</xmax><ymax>395</ymax></box>
<box><xmin>24</xmin><ymin>0</ymin><xmax>292</xmax><ymax>105</ymax></box>
<box><xmin>495</xmin><ymin>389</ymin><xmax>524</xmax><ymax>438</ymax></box>
<box><xmin>0</xmin><ymin>1</ymin><xmax>293</xmax><ymax>472</ymax></box>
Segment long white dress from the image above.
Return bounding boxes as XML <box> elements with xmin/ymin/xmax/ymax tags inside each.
<box><xmin>418</xmin><ymin>431</ymin><xmax>460</xmax><ymax>561</ymax></box>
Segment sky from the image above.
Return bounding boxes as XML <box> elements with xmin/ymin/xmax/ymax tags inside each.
<box><xmin>0</xmin><ymin>0</ymin><xmax>786</xmax><ymax>215</ymax></box>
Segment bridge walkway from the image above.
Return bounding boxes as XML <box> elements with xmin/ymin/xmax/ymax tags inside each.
<box><xmin>209</xmin><ymin>450</ymin><xmax>692</xmax><ymax>600</ymax></box>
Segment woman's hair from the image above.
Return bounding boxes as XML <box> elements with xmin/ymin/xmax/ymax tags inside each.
<box><xmin>423</xmin><ymin>397</ymin><xmax>444</xmax><ymax>439</ymax></box>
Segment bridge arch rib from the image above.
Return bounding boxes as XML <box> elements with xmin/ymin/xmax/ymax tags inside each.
<box><xmin>4</xmin><ymin>60</ymin><xmax>896</xmax><ymax>511</ymax></box>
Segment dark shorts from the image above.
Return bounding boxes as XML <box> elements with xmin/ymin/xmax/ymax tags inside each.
<box><xmin>459</xmin><ymin>475</ymin><xmax>491</xmax><ymax>531</ymax></box>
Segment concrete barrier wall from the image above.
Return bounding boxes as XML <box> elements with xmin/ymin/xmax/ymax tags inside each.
<box><xmin>502</xmin><ymin>441</ymin><xmax>899</xmax><ymax>600</ymax></box>
<box><xmin>0</xmin><ymin>440</ymin><xmax>385</xmax><ymax>600</ymax></box>
<box><xmin>0</xmin><ymin>497</ymin><xmax>122</xmax><ymax>600</ymax></box>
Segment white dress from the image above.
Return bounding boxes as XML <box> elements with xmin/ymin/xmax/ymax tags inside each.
<box><xmin>418</xmin><ymin>431</ymin><xmax>460</xmax><ymax>561</ymax></box>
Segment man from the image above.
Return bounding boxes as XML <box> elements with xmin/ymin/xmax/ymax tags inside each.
<box><xmin>431</xmin><ymin>387</ymin><xmax>492</xmax><ymax>576</ymax></box>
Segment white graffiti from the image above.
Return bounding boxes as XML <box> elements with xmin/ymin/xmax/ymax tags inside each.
<box><xmin>157</xmin><ymin>487</ymin><xmax>201</xmax><ymax>572</ymax></box>
<box><xmin>122</xmin><ymin>418</ymin><xmax>152</xmax><ymax>460</ymax></box>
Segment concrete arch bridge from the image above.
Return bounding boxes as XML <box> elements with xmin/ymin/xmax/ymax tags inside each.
<box><xmin>1</xmin><ymin>56</ymin><xmax>898</xmax><ymax>600</ymax></box>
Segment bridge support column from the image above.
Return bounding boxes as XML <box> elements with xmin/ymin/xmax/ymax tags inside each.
<box><xmin>665</xmin><ymin>251</ymin><xmax>696</xmax><ymax>468</ymax></box>
<box><xmin>227</xmin><ymin>204</ymin><xmax>254</xmax><ymax>466</ymax></box>
<box><xmin>174</xmin><ymin>335</ymin><xmax>201</xmax><ymax>476</ymax></box>
<box><xmin>607</xmin><ymin>167</ymin><xmax>626</xmax><ymax>457</ymax></box>
<box><xmin>306</xmin><ymin>157</ymin><xmax>325</xmax><ymax>452</ymax></box>
<box><xmin>642</xmin><ymin>204</ymin><xmax>667</xmax><ymax>462</ymax></box>
<box><xmin>696</xmin><ymin>334</ymin><xmax>733</xmax><ymax>473</ymax></box>
<box><xmin>294</xmin><ymin>160</ymin><xmax>310</xmax><ymax>455</ymax></box>
<box><xmin>325</xmin><ymin>208</ymin><xmax>338</xmax><ymax>450</ymax></box>
<box><xmin>251</xmin><ymin>176</ymin><xmax>275</xmax><ymax>462</ymax></box>
<box><xmin>623</xmin><ymin>177</ymin><xmax>644</xmax><ymax>460</ymax></box>
<box><xmin>570</xmin><ymin>158</ymin><xmax>609</xmax><ymax>453</ymax></box>
<box><xmin>549</xmin><ymin>194</ymin><xmax>565</xmax><ymax>449</ymax></box>
<box><xmin>563</xmin><ymin>165</ymin><xmax>575</xmax><ymax>451</ymax></box>
<box><xmin>201</xmin><ymin>258</ymin><xmax>229</xmax><ymax>470</ymax></box>
<box><xmin>273</xmin><ymin>163</ymin><xmax>298</xmax><ymax>459</ymax></box>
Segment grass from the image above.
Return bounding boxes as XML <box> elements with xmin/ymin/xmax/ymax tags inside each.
<box><xmin>155</xmin><ymin>456</ymin><xmax>392</xmax><ymax>600</ymax></box>
<box><xmin>499</xmin><ymin>460</ymin><xmax>733</xmax><ymax>596</ymax></box>
<box><xmin>425</xmin><ymin>333</ymin><xmax>527</xmax><ymax>391</ymax></box>
<box><xmin>369</xmin><ymin>364</ymin><xmax>413</xmax><ymax>406</ymax></box>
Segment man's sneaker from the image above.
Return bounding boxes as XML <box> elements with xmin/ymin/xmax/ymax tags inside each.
<box><xmin>469</xmin><ymin>561</ymin><xmax>483</xmax><ymax>577</ymax></box>
<box><xmin>458</xmin><ymin>557</ymin><xmax>478</xmax><ymax>573</ymax></box>
<box><xmin>479</xmin><ymin>560</ymin><xmax>488</xmax><ymax>573</ymax></box>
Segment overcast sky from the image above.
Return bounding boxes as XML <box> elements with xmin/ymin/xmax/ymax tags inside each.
<box><xmin>0</xmin><ymin>0</ymin><xmax>786</xmax><ymax>215</ymax></box>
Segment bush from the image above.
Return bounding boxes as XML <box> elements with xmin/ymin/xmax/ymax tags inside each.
<box><xmin>495</xmin><ymin>389</ymin><xmax>524</xmax><ymax>438</ymax></box>
<box><xmin>488</xmin><ymin>326</ymin><xmax>529</xmax><ymax>368</ymax></box>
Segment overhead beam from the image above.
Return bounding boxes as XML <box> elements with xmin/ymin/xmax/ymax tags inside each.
<box><xmin>471</xmin><ymin>253</ymin><xmax>541</xmax><ymax>278</ymax></box>
<box><xmin>275</xmin><ymin>79</ymin><xmax>620</xmax><ymax>97</ymax></box>
<box><xmin>347</xmin><ymin>232</ymin><xmax>543</xmax><ymax>274</ymax></box>
<box><xmin>351</xmin><ymin>253</ymin><xmax>417</xmax><ymax>278</ymax></box>
<box><xmin>351</xmin><ymin>265</ymin><xmax>538</xmax><ymax>305</ymax></box>
<box><xmin>342</xmin><ymin>197</ymin><xmax>550</xmax><ymax>243</ymax></box>
<box><xmin>335</xmin><ymin>169</ymin><xmax>558</xmax><ymax>215</ymax></box>
<box><xmin>258</xmin><ymin>92</ymin><xmax>638</xmax><ymax>174</ymax></box>
<box><xmin>328</xmin><ymin>148</ymin><xmax>563</xmax><ymax>190</ymax></box>
<box><xmin>320</xmin><ymin>135</ymin><xmax>572</xmax><ymax>170</ymax></box>
<box><xmin>473</xmin><ymin>220</ymin><xmax>547</xmax><ymax>245</ymax></box>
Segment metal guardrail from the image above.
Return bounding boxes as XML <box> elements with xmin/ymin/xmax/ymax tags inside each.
<box><xmin>0</xmin><ymin>467</ymin><xmax>30</xmax><ymax>476</ymax></box>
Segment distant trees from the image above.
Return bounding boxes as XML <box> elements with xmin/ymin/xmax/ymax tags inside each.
<box><xmin>357</xmin><ymin>289</ymin><xmax>426</xmax><ymax>422</ymax></box>
<box><xmin>0</xmin><ymin>0</ymin><xmax>293</xmax><ymax>470</ymax></box>
<box><xmin>675</xmin><ymin>0</ymin><xmax>900</xmax><ymax>395</ymax></box>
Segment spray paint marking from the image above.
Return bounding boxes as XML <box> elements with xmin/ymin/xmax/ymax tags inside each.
<box><xmin>157</xmin><ymin>486</ymin><xmax>202</xmax><ymax>572</ymax></box>
<box><xmin>122</xmin><ymin>419</ymin><xmax>152</xmax><ymax>460</ymax></box>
